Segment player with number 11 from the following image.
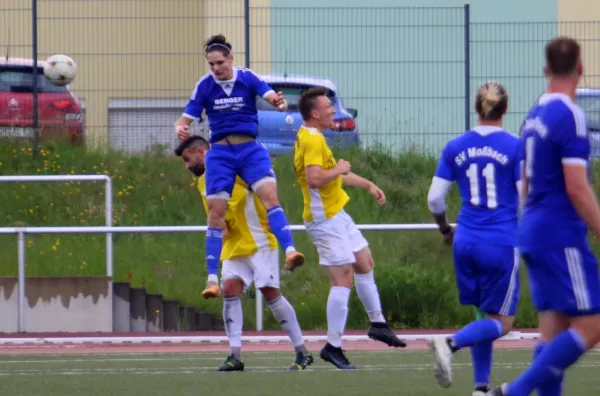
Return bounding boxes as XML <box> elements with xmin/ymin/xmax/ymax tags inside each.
<box><xmin>425</xmin><ymin>82</ymin><xmax>522</xmax><ymax>396</ymax></box>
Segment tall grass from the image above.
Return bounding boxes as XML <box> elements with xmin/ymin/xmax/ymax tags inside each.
<box><xmin>3</xmin><ymin>140</ymin><xmax>588</xmax><ymax>329</ymax></box>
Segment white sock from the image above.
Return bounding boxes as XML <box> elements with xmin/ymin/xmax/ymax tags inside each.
<box><xmin>354</xmin><ymin>271</ymin><xmax>385</xmax><ymax>323</ymax></box>
<box><xmin>223</xmin><ymin>296</ymin><xmax>243</xmax><ymax>357</ymax></box>
<box><xmin>267</xmin><ymin>295</ymin><xmax>307</xmax><ymax>353</ymax></box>
<box><xmin>208</xmin><ymin>274</ymin><xmax>219</xmax><ymax>284</ymax></box>
<box><xmin>326</xmin><ymin>286</ymin><xmax>351</xmax><ymax>348</ymax></box>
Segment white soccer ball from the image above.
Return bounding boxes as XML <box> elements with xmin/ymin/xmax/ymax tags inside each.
<box><xmin>43</xmin><ymin>54</ymin><xmax>77</xmax><ymax>86</ymax></box>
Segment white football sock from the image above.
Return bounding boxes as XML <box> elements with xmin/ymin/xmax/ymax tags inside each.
<box><xmin>223</xmin><ymin>296</ymin><xmax>243</xmax><ymax>357</ymax></box>
<box><xmin>267</xmin><ymin>295</ymin><xmax>307</xmax><ymax>353</ymax></box>
<box><xmin>326</xmin><ymin>286</ymin><xmax>351</xmax><ymax>348</ymax></box>
<box><xmin>354</xmin><ymin>271</ymin><xmax>386</xmax><ymax>323</ymax></box>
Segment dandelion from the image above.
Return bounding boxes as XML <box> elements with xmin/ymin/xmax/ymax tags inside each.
<box><xmin>55</xmin><ymin>154</ymin><xmax>60</xmax><ymax>159</ymax></box>
<box><xmin>117</xmin><ymin>192</ymin><xmax>123</xmax><ymax>197</ymax></box>
<box><xmin>68</xmin><ymin>252</ymin><xmax>72</xmax><ymax>256</ymax></box>
<box><xmin>55</xmin><ymin>239</ymin><xmax>60</xmax><ymax>246</ymax></box>
<box><xmin>51</xmin><ymin>245</ymin><xmax>57</xmax><ymax>251</ymax></box>
<box><xmin>40</xmin><ymin>251</ymin><xmax>44</xmax><ymax>255</ymax></box>
<box><xmin>82</xmin><ymin>261</ymin><xmax>87</xmax><ymax>266</ymax></box>
<box><xmin>160</xmin><ymin>196</ymin><xmax>165</xmax><ymax>201</ymax></box>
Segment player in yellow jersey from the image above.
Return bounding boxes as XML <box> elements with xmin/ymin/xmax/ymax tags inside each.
<box><xmin>175</xmin><ymin>136</ymin><xmax>313</xmax><ymax>372</ymax></box>
<box><xmin>294</xmin><ymin>87</ymin><xmax>407</xmax><ymax>370</ymax></box>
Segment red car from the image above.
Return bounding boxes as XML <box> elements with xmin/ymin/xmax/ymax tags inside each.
<box><xmin>0</xmin><ymin>57</ymin><xmax>85</xmax><ymax>145</ymax></box>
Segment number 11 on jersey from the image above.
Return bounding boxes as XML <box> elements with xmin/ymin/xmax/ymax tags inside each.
<box><xmin>466</xmin><ymin>163</ymin><xmax>498</xmax><ymax>209</ymax></box>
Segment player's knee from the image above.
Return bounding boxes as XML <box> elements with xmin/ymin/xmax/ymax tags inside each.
<box><xmin>222</xmin><ymin>278</ymin><xmax>244</xmax><ymax>297</ymax></box>
<box><xmin>254</xmin><ymin>179</ymin><xmax>279</xmax><ymax>209</ymax></box>
<box><xmin>353</xmin><ymin>248</ymin><xmax>374</xmax><ymax>274</ymax></box>
<box><xmin>488</xmin><ymin>313</ymin><xmax>515</xmax><ymax>335</ymax></box>
<box><xmin>571</xmin><ymin>314</ymin><xmax>600</xmax><ymax>348</ymax></box>
<box><xmin>259</xmin><ymin>287</ymin><xmax>280</xmax><ymax>302</ymax></box>
<box><xmin>328</xmin><ymin>265</ymin><xmax>353</xmax><ymax>288</ymax></box>
<box><xmin>207</xmin><ymin>201</ymin><xmax>227</xmax><ymax>227</ymax></box>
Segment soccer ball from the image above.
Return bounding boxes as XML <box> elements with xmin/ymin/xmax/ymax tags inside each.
<box><xmin>43</xmin><ymin>54</ymin><xmax>77</xmax><ymax>86</ymax></box>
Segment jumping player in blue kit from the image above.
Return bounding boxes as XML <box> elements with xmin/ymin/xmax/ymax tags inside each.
<box><xmin>488</xmin><ymin>37</ymin><xmax>600</xmax><ymax>396</ymax></box>
<box><xmin>175</xmin><ymin>34</ymin><xmax>305</xmax><ymax>298</ymax></box>
<box><xmin>426</xmin><ymin>82</ymin><xmax>522</xmax><ymax>396</ymax></box>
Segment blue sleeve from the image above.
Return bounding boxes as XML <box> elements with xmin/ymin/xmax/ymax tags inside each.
<box><xmin>434</xmin><ymin>145</ymin><xmax>454</xmax><ymax>181</ymax></box>
<box><xmin>244</xmin><ymin>69</ymin><xmax>275</xmax><ymax>98</ymax></box>
<box><xmin>559</xmin><ymin>107</ymin><xmax>589</xmax><ymax>163</ymax></box>
<box><xmin>182</xmin><ymin>80</ymin><xmax>205</xmax><ymax>121</ymax></box>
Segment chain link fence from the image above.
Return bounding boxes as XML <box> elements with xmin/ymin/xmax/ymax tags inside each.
<box><xmin>1</xmin><ymin>1</ymin><xmax>599</xmax><ymax>157</ymax></box>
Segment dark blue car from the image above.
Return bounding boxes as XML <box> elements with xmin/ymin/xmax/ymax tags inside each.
<box><xmin>254</xmin><ymin>74</ymin><xmax>359</xmax><ymax>156</ymax></box>
<box><xmin>575</xmin><ymin>88</ymin><xmax>600</xmax><ymax>157</ymax></box>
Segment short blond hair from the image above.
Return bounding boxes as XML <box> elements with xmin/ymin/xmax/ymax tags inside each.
<box><xmin>475</xmin><ymin>82</ymin><xmax>508</xmax><ymax>121</ymax></box>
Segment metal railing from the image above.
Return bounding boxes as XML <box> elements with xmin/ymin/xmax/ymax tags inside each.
<box><xmin>0</xmin><ymin>222</ymin><xmax>447</xmax><ymax>333</ymax></box>
<box><xmin>0</xmin><ymin>175</ymin><xmax>113</xmax><ymax>332</ymax></box>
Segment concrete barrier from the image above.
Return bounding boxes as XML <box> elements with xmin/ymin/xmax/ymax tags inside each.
<box><xmin>179</xmin><ymin>305</ymin><xmax>196</xmax><ymax>331</ymax></box>
<box><xmin>129</xmin><ymin>287</ymin><xmax>147</xmax><ymax>332</ymax></box>
<box><xmin>163</xmin><ymin>300</ymin><xmax>180</xmax><ymax>332</ymax></box>
<box><xmin>112</xmin><ymin>282</ymin><xmax>130</xmax><ymax>332</ymax></box>
<box><xmin>0</xmin><ymin>276</ymin><xmax>112</xmax><ymax>333</ymax></box>
<box><xmin>146</xmin><ymin>293</ymin><xmax>163</xmax><ymax>332</ymax></box>
<box><xmin>195</xmin><ymin>312</ymin><xmax>213</xmax><ymax>331</ymax></box>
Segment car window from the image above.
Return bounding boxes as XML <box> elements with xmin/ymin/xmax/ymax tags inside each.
<box><xmin>256</xmin><ymin>83</ymin><xmax>336</xmax><ymax>111</ymax></box>
<box><xmin>0</xmin><ymin>66</ymin><xmax>69</xmax><ymax>93</ymax></box>
<box><xmin>575</xmin><ymin>95</ymin><xmax>600</xmax><ymax>131</ymax></box>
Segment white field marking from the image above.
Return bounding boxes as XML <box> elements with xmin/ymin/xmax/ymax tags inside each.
<box><xmin>0</xmin><ymin>348</ymin><xmax>542</xmax><ymax>359</ymax></box>
<box><xmin>2</xmin><ymin>361</ymin><xmax>600</xmax><ymax>376</ymax></box>
<box><xmin>0</xmin><ymin>351</ymin><xmax>538</xmax><ymax>365</ymax></box>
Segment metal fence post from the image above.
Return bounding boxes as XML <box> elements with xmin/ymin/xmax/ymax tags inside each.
<box><xmin>32</xmin><ymin>0</ymin><xmax>40</xmax><ymax>158</ymax></box>
<box><xmin>244</xmin><ymin>0</ymin><xmax>250</xmax><ymax>69</ymax></box>
<box><xmin>105</xmin><ymin>177</ymin><xmax>113</xmax><ymax>278</ymax></box>
<box><xmin>17</xmin><ymin>231</ymin><xmax>26</xmax><ymax>332</ymax></box>
<box><xmin>464</xmin><ymin>2</ymin><xmax>471</xmax><ymax>132</ymax></box>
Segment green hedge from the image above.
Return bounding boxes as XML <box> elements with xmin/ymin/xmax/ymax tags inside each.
<box><xmin>1</xmin><ymin>140</ymin><xmax>597</xmax><ymax>330</ymax></box>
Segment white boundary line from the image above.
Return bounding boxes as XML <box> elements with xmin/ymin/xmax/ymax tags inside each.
<box><xmin>0</xmin><ymin>331</ymin><xmax>540</xmax><ymax>345</ymax></box>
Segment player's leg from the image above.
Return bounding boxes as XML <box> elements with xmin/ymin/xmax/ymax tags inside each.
<box><xmin>305</xmin><ymin>218</ymin><xmax>356</xmax><ymax>370</ymax></box>
<box><xmin>429</xmin><ymin>244</ymin><xmax>520</xmax><ymax>389</ymax></box>
<box><xmin>203</xmin><ymin>146</ymin><xmax>236</xmax><ymax>298</ymax></box>
<box><xmin>237</xmin><ymin>141</ymin><xmax>304</xmax><ymax>271</ymax></box>
<box><xmin>217</xmin><ymin>257</ymin><xmax>253</xmax><ymax>372</ymax></box>
<box><xmin>250</xmin><ymin>248</ymin><xmax>313</xmax><ymax>371</ymax></box>
<box><xmin>530</xmin><ymin>311</ymin><xmax>569</xmax><ymax>396</ymax></box>
<box><xmin>345</xmin><ymin>210</ymin><xmax>406</xmax><ymax>348</ymax></box>
<box><xmin>490</xmin><ymin>245</ymin><xmax>600</xmax><ymax>396</ymax></box>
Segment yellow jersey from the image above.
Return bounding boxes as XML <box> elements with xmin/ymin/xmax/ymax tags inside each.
<box><xmin>293</xmin><ymin>125</ymin><xmax>350</xmax><ymax>222</ymax></box>
<box><xmin>198</xmin><ymin>175</ymin><xmax>277</xmax><ymax>260</ymax></box>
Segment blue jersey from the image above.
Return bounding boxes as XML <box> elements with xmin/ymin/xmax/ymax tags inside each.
<box><xmin>182</xmin><ymin>67</ymin><xmax>275</xmax><ymax>143</ymax></box>
<box><xmin>434</xmin><ymin>126</ymin><xmax>521</xmax><ymax>246</ymax></box>
<box><xmin>517</xmin><ymin>93</ymin><xmax>590</xmax><ymax>249</ymax></box>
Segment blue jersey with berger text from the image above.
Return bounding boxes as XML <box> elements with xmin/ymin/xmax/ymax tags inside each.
<box><xmin>434</xmin><ymin>126</ymin><xmax>521</xmax><ymax>246</ymax></box>
<box><xmin>182</xmin><ymin>67</ymin><xmax>275</xmax><ymax>143</ymax></box>
<box><xmin>517</xmin><ymin>93</ymin><xmax>590</xmax><ymax>249</ymax></box>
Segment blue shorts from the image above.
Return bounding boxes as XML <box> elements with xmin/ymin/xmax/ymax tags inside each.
<box><xmin>204</xmin><ymin>140</ymin><xmax>275</xmax><ymax>198</ymax></box>
<box><xmin>521</xmin><ymin>243</ymin><xmax>600</xmax><ymax>316</ymax></box>
<box><xmin>453</xmin><ymin>242</ymin><xmax>520</xmax><ymax>316</ymax></box>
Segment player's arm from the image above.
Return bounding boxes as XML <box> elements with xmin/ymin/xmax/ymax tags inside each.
<box><xmin>303</xmin><ymin>136</ymin><xmax>349</xmax><ymax>188</ymax></box>
<box><xmin>342</xmin><ymin>173</ymin><xmax>386</xmax><ymax>206</ymax></box>
<box><xmin>427</xmin><ymin>147</ymin><xmax>455</xmax><ymax>239</ymax></box>
<box><xmin>246</xmin><ymin>70</ymin><xmax>287</xmax><ymax>111</ymax></box>
<box><xmin>175</xmin><ymin>80</ymin><xmax>205</xmax><ymax>140</ymax></box>
<box><xmin>560</xmin><ymin>110</ymin><xmax>600</xmax><ymax>239</ymax></box>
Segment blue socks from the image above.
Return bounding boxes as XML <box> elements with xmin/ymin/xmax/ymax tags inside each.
<box><xmin>507</xmin><ymin>328</ymin><xmax>587</xmax><ymax>396</ymax></box>
<box><xmin>531</xmin><ymin>341</ymin><xmax>563</xmax><ymax>396</ymax></box>
<box><xmin>266</xmin><ymin>206</ymin><xmax>295</xmax><ymax>253</ymax></box>
<box><xmin>451</xmin><ymin>318</ymin><xmax>503</xmax><ymax>349</ymax></box>
<box><xmin>471</xmin><ymin>341</ymin><xmax>493</xmax><ymax>388</ymax></box>
<box><xmin>206</xmin><ymin>227</ymin><xmax>222</xmax><ymax>279</ymax></box>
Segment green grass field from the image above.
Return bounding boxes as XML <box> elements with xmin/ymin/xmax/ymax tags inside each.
<box><xmin>1</xmin><ymin>349</ymin><xmax>599</xmax><ymax>396</ymax></box>
<box><xmin>2</xmin><ymin>141</ymin><xmax>600</xmax><ymax>329</ymax></box>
